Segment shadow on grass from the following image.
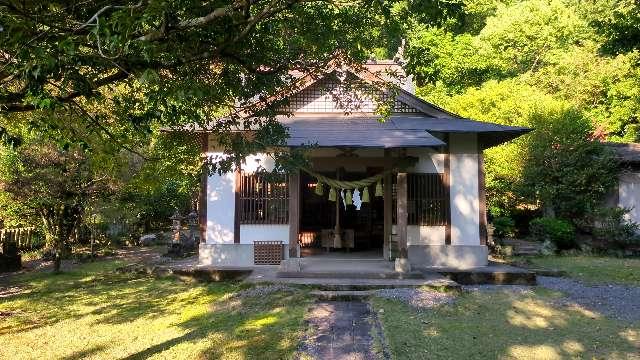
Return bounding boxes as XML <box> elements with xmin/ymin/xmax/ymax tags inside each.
<box><xmin>61</xmin><ymin>344</ymin><xmax>107</xmax><ymax>360</ymax></box>
<box><xmin>374</xmin><ymin>289</ymin><xmax>639</xmax><ymax>360</ymax></box>
<box><xmin>1</xmin><ymin>259</ymin><xmax>311</xmax><ymax>359</ymax></box>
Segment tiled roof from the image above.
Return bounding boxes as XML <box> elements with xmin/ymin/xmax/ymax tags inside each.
<box><xmin>281</xmin><ymin>114</ymin><xmax>529</xmax><ymax>149</ymax></box>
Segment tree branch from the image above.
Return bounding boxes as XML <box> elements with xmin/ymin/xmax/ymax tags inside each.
<box><xmin>1</xmin><ymin>70</ymin><xmax>130</xmax><ymax>112</ymax></box>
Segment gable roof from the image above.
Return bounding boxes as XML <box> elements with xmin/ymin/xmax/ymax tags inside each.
<box><xmin>272</xmin><ymin>62</ymin><xmax>530</xmax><ymax>149</ymax></box>
<box><xmin>172</xmin><ymin>58</ymin><xmax>530</xmax><ymax>149</ymax></box>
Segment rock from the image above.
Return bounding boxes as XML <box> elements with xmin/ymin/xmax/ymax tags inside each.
<box><xmin>139</xmin><ymin>234</ymin><xmax>157</xmax><ymax>246</ymax></box>
<box><xmin>395</xmin><ymin>258</ymin><xmax>411</xmax><ymax>273</ymax></box>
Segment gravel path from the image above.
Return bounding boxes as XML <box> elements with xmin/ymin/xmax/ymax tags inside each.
<box><xmin>462</xmin><ymin>284</ymin><xmax>534</xmax><ymax>295</ymax></box>
<box><xmin>375</xmin><ymin>288</ymin><xmax>455</xmax><ymax>309</ymax></box>
<box><xmin>233</xmin><ymin>284</ymin><xmax>295</xmax><ymax>299</ymax></box>
<box><xmin>537</xmin><ymin>276</ymin><xmax>640</xmax><ymax>323</ymax></box>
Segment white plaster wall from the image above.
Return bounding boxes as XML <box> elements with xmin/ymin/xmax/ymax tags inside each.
<box><xmin>240</xmin><ymin>225</ymin><xmax>290</xmax><ymax>244</ymax></box>
<box><xmin>243</xmin><ymin>153</ymin><xmax>276</xmax><ymax>172</ymax></box>
<box><xmin>206</xmin><ymin>151</ymin><xmax>236</xmax><ymax>244</ymax></box>
<box><xmin>205</xmin><ymin>152</ymin><xmax>279</xmax><ymax>245</ymax></box>
<box><xmin>406</xmin><ymin>148</ymin><xmax>443</xmax><ymax>173</ymax></box>
<box><xmin>619</xmin><ymin>171</ymin><xmax>640</xmax><ymax>224</ymax></box>
<box><xmin>407</xmin><ymin>225</ymin><xmax>446</xmax><ymax>245</ymax></box>
<box><xmin>449</xmin><ymin>134</ymin><xmax>480</xmax><ymax>246</ymax></box>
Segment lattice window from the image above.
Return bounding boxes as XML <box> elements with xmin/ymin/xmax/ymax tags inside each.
<box><xmin>239</xmin><ymin>172</ymin><xmax>289</xmax><ymax>224</ymax></box>
<box><xmin>408</xmin><ymin>173</ymin><xmax>449</xmax><ymax>226</ymax></box>
<box><xmin>280</xmin><ymin>77</ymin><xmax>420</xmax><ymax>113</ymax></box>
<box><xmin>392</xmin><ymin>173</ymin><xmax>449</xmax><ymax>226</ymax></box>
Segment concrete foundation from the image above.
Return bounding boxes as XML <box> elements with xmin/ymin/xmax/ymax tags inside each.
<box><xmin>408</xmin><ymin>245</ymin><xmax>488</xmax><ymax>268</ymax></box>
<box><xmin>199</xmin><ymin>243</ymin><xmax>290</xmax><ymax>266</ymax></box>
<box><xmin>199</xmin><ymin>244</ymin><xmax>256</xmax><ymax>266</ymax></box>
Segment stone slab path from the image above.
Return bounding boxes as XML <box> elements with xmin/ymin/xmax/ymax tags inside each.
<box><xmin>298</xmin><ymin>300</ymin><xmax>387</xmax><ymax>360</ymax></box>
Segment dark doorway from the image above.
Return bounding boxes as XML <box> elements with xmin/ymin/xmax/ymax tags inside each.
<box><xmin>299</xmin><ymin>168</ymin><xmax>384</xmax><ymax>256</ymax></box>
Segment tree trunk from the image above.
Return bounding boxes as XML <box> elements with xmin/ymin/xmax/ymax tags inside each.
<box><xmin>41</xmin><ymin>204</ymin><xmax>83</xmax><ymax>273</ymax></box>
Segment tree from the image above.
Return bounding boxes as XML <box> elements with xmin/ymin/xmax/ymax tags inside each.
<box><xmin>522</xmin><ymin>107</ymin><xmax>618</xmax><ymax>220</ymax></box>
<box><xmin>0</xmin><ymin>136</ymin><xmax>115</xmax><ymax>272</ymax></box>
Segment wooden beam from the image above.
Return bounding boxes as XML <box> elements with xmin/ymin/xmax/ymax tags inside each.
<box><xmin>199</xmin><ymin>133</ymin><xmax>208</xmax><ymax>244</ymax></box>
<box><xmin>310</xmin><ymin>156</ymin><xmax>418</xmax><ymax>171</ymax></box>
<box><xmin>288</xmin><ymin>170</ymin><xmax>300</xmax><ymax>257</ymax></box>
<box><xmin>397</xmin><ymin>172</ymin><xmax>408</xmax><ymax>259</ymax></box>
<box><xmin>444</xmin><ymin>135</ymin><xmax>452</xmax><ymax>245</ymax></box>
<box><xmin>234</xmin><ymin>164</ymin><xmax>241</xmax><ymax>244</ymax></box>
<box><xmin>478</xmin><ymin>149</ymin><xmax>488</xmax><ymax>246</ymax></box>
<box><xmin>383</xmin><ymin>150</ymin><xmax>393</xmax><ymax>260</ymax></box>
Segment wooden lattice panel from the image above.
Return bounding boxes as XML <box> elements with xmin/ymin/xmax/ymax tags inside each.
<box><xmin>280</xmin><ymin>77</ymin><xmax>420</xmax><ymax>113</ymax></box>
<box><xmin>253</xmin><ymin>241</ymin><xmax>283</xmax><ymax>265</ymax></box>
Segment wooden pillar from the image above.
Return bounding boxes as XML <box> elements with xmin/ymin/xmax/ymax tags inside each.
<box><xmin>199</xmin><ymin>133</ymin><xmax>209</xmax><ymax>244</ymax></box>
<box><xmin>233</xmin><ymin>165</ymin><xmax>241</xmax><ymax>244</ymax></box>
<box><xmin>478</xmin><ymin>149</ymin><xmax>488</xmax><ymax>246</ymax></box>
<box><xmin>444</xmin><ymin>136</ymin><xmax>452</xmax><ymax>245</ymax></box>
<box><xmin>288</xmin><ymin>170</ymin><xmax>300</xmax><ymax>257</ymax></box>
<box><xmin>397</xmin><ymin>172</ymin><xmax>408</xmax><ymax>259</ymax></box>
<box><xmin>383</xmin><ymin>150</ymin><xmax>393</xmax><ymax>260</ymax></box>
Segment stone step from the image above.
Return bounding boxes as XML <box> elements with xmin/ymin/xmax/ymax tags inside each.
<box><xmin>248</xmin><ymin>275</ymin><xmax>460</xmax><ymax>290</ymax></box>
<box><xmin>276</xmin><ymin>271</ymin><xmax>424</xmax><ymax>279</ymax></box>
<box><xmin>309</xmin><ymin>290</ymin><xmax>376</xmax><ymax>300</ymax></box>
<box><xmin>439</xmin><ymin>270</ymin><xmax>537</xmax><ymax>285</ymax></box>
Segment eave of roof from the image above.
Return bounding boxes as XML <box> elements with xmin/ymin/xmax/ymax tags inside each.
<box><xmin>281</xmin><ymin>114</ymin><xmax>530</xmax><ymax>149</ymax></box>
<box><xmin>605</xmin><ymin>142</ymin><xmax>640</xmax><ymax>163</ymax></box>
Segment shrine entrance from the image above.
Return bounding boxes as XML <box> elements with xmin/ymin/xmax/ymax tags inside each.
<box><xmin>298</xmin><ymin>168</ymin><xmax>385</xmax><ymax>258</ymax></box>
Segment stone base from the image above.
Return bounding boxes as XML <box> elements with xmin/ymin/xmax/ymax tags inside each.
<box><xmin>199</xmin><ymin>243</ymin><xmax>289</xmax><ymax>267</ymax></box>
<box><xmin>408</xmin><ymin>245</ymin><xmax>488</xmax><ymax>268</ymax></box>
<box><xmin>279</xmin><ymin>258</ymin><xmax>302</xmax><ymax>272</ymax></box>
<box><xmin>395</xmin><ymin>258</ymin><xmax>411</xmax><ymax>273</ymax></box>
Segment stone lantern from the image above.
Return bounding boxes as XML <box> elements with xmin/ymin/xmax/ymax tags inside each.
<box><xmin>170</xmin><ymin>210</ymin><xmax>183</xmax><ymax>244</ymax></box>
<box><xmin>187</xmin><ymin>210</ymin><xmax>199</xmax><ymax>243</ymax></box>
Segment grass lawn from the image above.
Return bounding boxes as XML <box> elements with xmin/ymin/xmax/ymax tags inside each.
<box><xmin>373</xmin><ymin>289</ymin><xmax>640</xmax><ymax>360</ymax></box>
<box><xmin>0</xmin><ymin>260</ymin><xmax>311</xmax><ymax>360</ymax></box>
<box><xmin>516</xmin><ymin>255</ymin><xmax>640</xmax><ymax>286</ymax></box>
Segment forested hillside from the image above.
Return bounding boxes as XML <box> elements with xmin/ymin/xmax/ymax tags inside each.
<box><xmin>369</xmin><ymin>0</ymin><xmax>639</xmax><ymax>223</ymax></box>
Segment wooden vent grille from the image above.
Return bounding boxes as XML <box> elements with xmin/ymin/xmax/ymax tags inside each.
<box><xmin>253</xmin><ymin>241</ymin><xmax>283</xmax><ymax>265</ymax></box>
<box><xmin>280</xmin><ymin>77</ymin><xmax>420</xmax><ymax>113</ymax></box>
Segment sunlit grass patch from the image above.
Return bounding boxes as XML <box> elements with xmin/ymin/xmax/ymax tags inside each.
<box><xmin>372</xmin><ymin>289</ymin><xmax>639</xmax><ymax>360</ymax></box>
<box><xmin>518</xmin><ymin>255</ymin><xmax>640</xmax><ymax>285</ymax></box>
<box><xmin>0</xmin><ymin>260</ymin><xmax>311</xmax><ymax>359</ymax></box>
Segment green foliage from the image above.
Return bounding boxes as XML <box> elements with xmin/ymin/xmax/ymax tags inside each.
<box><xmin>591</xmin><ymin>207</ymin><xmax>640</xmax><ymax>250</ymax></box>
<box><xmin>522</xmin><ymin>107</ymin><xmax>617</xmax><ymax>218</ymax></box>
<box><xmin>524</xmin><ymin>107</ymin><xmax>617</xmax><ymax>218</ymax></box>
<box><xmin>406</xmin><ymin>26</ymin><xmax>503</xmax><ymax>93</ymax></box>
<box><xmin>478</xmin><ymin>0</ymin><xmax>591</xmax><ymax>73</ymax></box>
<box><xmin>402</xmin><ymin>0</ymin><xmax>635</xmax><ymax>222</ymax></box>
<box><xmin>491</xmin><ymin>216</ymin><xmax>515</xmax><ymax>238</ymax></box>
<box><xmin>529</xmin><ymin>217</ymin><xmax>576</xmax><ymax>250</ymax></box>
<box><xmin>578</xmin><ymin>0</ymin><xmax>640</xmax><ymax>54</ymax></box>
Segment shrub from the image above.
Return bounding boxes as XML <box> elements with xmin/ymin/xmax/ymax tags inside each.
<box><xmin>592</xmin><ymin>207</ymin><xmax>640</xmax><ymax>250</ymax></box>
<box><xmin>529</xmin><ymin>217</ymin><xmax>576</xmax><ymax>250</ymax></box>
<box><xmin>492</xmin><ymin>216</ymin><xmax>516</xmax><ymax>238</ymax></box>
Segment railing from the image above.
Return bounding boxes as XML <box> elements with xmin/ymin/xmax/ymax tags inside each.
<box><xmin>0</xmin><ymin>227</ymin><xmax>37</xmax><ymax>252</ymax></box>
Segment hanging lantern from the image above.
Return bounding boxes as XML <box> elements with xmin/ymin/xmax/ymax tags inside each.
<box><xmin>362</xmin><ymin>186</ymin><xmax>370</xmax><ymax>203</ymax></box>
<box><xmin>315</xmin><ymin>181</ymin><xmax>324</xmax><ymax>196</ymax></box>
<box><xmin>345</xmin><ymin>189</ymin><xmax>353</xmax><ymax>205</ymax></box>
<box><xmin>375</xmin><ymin>180</ymin><xmax>383</xmax><ymax>197</ymax></box>
<box><xmin>328</xmin><ymin>187</ymin><xmax>337</xmax><ymax>202</ymax></box>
